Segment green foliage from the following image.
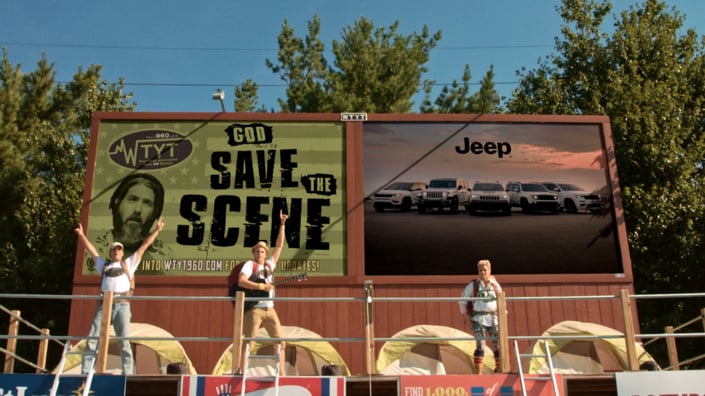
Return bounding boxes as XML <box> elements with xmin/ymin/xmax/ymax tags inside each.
<box><xmin>326</xmin><ymin>18</ymin><xmax>441</xmax><ymax>113</ymax></box>
<box><xmin>265</xmin><ymin>14</ymin><xmax>330</xmax><ymax>112</ymax></box>
<box><xmin>507</xmin><ymin>0</ymin><xmax>705</xmax><ymax>368</ymax></box>
<box><xmin>0</xmin><ymin>49</ymin><xmax>135</xmax><ymax>371</ymax></box>
<box><xmin>237</xmin><ymin>14</ymin><xmax>497</xmax><ymax>114</ymax></box>
<box><xmin>261</xmin><ymin>14</ymin><xmax>485</xmax><ymax>113</ymax></box>
<box><xmin>420</xmin><ymin>64</ymin><xmax>501</xmax><ymax>113</ymax></box>
<box><xmin>233</xmin><ymin>79</ymin><xmax>267</xmax><ymax>112</ymax></box>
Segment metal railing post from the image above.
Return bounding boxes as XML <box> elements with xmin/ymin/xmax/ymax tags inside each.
<box><xmin>364</xmin><ymin>280</ymin><xmax>376</xmax><ymax>375</ymax></box>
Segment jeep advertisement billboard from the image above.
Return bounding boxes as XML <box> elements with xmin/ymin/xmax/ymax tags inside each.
<box><xmin>363</xmin><ymin>119</ymin><xmax>624</xmax><ymax>276</ymax></box>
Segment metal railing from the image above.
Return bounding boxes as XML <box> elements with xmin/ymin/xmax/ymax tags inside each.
<box><xmin>0</xmin><ymin>304</ymin><xmax>63</xmax><ymax>373</ymax></box>
<box><xmin>638</xmin><ymin>305</ymin><xmax>705</xmax><ymax>370</ymax></box>
<box><xmin>2</xmin><ymin>288</ymin><xmax>705</xmax><ymax>375</ymax></box>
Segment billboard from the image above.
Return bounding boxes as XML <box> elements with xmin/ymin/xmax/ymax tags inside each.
<box><xmin>79</xmin><ymin>113</ymin><xmax>629</xmax><ymax>281</ymax></box>
<box><xmin>363</xmin><ymin>120</ymin><xmax>624</xmax><ymax>275</ymax></box>
<box><xmin>81</xmin><ymin>115</ymin><xmax>346</xmax><ymax>277</ymax></box>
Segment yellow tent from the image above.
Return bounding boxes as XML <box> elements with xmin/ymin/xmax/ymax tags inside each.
<box><xmin>55</xmin><ymin>322</ymin><xmax>196</xmax><ymax>375</ymax></box>
<box><xmin>522</xmin><ymin>320</ymin><xmax>658</xmax><ymax>374</ymax></box>
<box><xmin>375</xmin><ymin>324</ymin><xmax>496</xmax><ymax>375</ymax></box>
<box><xmin>212</xmin><ymin>326</ymin><xmax>350</xmax><ymax>376</ymax></box>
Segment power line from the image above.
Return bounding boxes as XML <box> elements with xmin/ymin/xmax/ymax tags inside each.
<box><xmin>5</xmin><ymin>40</ymin><xmax>524</xmax><ymax>89</ymax></box>
<box><xmin>0</xmin><ymin>41</ymin><xmax>551</xmax><ymax>52</ymax></box>
<box><xmin>0</xmin><ymin>41</ymin><xmax>275</xmax><ymax>52</ymax></box>
<box><xmin>115</xmin><ymin>81</ymin><xmax>519</xmax><ymax>88</ymax></box>
<box><xmin>435</xmin><ymin>44</ymin><xmax>552</xmax><ymax>50</ymax></box>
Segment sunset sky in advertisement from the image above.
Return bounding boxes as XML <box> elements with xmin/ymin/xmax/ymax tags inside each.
<box><xmin>363</xmin><ymin>122</ymin><xmax>607</xmax><ymax>196</ymax></box>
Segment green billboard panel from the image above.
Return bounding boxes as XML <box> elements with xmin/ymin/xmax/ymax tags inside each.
<box><xmin>83</xmin><ymin>119</ymin><xmax>346</xmax><ymax>277</ymax></box>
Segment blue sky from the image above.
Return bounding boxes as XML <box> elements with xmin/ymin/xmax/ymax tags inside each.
<box><xmin>1</xmin><ymin>0</ymin><xmax>703</xmax><ymax>112</ymax></box>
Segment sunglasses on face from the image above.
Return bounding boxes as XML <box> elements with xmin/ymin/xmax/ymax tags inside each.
<box><xmin>110</xmin><ymin>246</ymin><xmax>123</xmax><ymax>251</ymax></box>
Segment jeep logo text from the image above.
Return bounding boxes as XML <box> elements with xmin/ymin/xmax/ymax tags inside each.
<box><xmin>455</xmin><ymin>138</ymin><xmax>512</xmax><ymax>158</ymax></box>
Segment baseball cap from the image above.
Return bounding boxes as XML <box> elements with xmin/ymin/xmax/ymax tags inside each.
<box><xmin>109</xmin><ymin>242</ymin><xmax>124</xmax><ymax>250</ymax></box>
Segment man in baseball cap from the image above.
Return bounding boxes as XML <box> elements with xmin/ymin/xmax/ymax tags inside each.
<box><xmin>74</xmin><ymin>217</ymin><xmax>165</xmax><ymax>375</ymax></box>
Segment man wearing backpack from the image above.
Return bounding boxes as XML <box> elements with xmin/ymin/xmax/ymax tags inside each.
<box><xmin>237</xmin><ymin>210</ymin><xmax>288</xmax><ymax>374</ymax></box>
<box><xmin>74</xmin><ymin>217</ymin><xmax>165</xmax><ymax>375</ymax></box>
<box><xmin>459</xmin><ymin>259</ymin><xmax>503</xmax><ymax>374</ymax></box>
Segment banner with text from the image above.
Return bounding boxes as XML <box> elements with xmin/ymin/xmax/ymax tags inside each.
<box><xmin>83</xmin><ymin>119</ymin><xmax>346</xmax><ymax>277</ymax></box>
<box><xmin>400</xmin><ymin>374</ymin><xmax>563</xmax><ymax>396</ymax></box>
<box><xmin>615</xmin><ymin>370</ymin><xmax>705</xmax><ymax>395</ymax></box>
<box><xmin>0</xmin><ymin>373</ymin><xmax>126</xmax><ymax>396</ymax></box>
<box><xmin>179</xmin><ymin>375</ymin><xmax>345</xmax><ymax>396</ymax></box>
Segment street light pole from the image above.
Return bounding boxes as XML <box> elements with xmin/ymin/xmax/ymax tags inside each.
<box><xmin>212</xmin><ymin>89</ymin><xmax>226</xmax><ymax>112</ymax></box>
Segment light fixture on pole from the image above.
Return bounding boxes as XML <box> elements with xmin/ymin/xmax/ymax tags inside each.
<box><xmin>212</xmin><ymin>89</ymin><xmax>225</xmax><ymax>112</ymax></box>
<box><xmin>491</xmin><ymin>91</ymin><xmax>501</xmax><ymax>107</ymax></box>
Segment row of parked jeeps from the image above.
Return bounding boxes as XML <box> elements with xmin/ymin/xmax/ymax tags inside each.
<box><xmin>371</xmin><ymin>178</ymin><xmax>604</xmax><ymax>215</ymax></box>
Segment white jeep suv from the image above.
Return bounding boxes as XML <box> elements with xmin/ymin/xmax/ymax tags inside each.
<box><xmin>372</xmin><ymin>181</ymin><xmax>427</xmax><ymax>212</ymax></box>
<box><xmin>541</xmin><ymin>182</ymin><xmax>603</xmax><ymax>214</ymax></box>
<box><xmin>505</xmin><ymin>181</ymin><xmax>560</xmax><ymax>214</ymax></box>
<box><xmin>469</xmin><ymin>181</ymin><xmax>511</xmax><ymax>216</ymax></box>
<box><xmin>418</xmin><ymin>178</ymin><xmax>471</xmax><ymax>214</ymax></box>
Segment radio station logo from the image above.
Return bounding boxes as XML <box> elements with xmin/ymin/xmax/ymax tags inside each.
<box><xmin>108</xmin><ymin>130</ymin><xmax>193</xmax><ymax>169</ymax></box>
